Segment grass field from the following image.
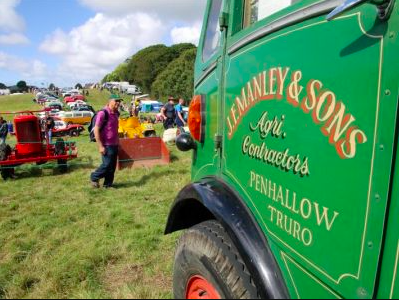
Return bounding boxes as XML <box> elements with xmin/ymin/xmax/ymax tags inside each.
<box><xmin>0</xmin><ymin>92</ymin><xmax>191</xmax><ymax>298</ymax></box>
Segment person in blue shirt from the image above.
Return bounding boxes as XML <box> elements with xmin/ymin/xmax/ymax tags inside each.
<box><xmin>175</xmin><ymin>98</ymin><xmax>187</xmax><ymax>130</ymax></box>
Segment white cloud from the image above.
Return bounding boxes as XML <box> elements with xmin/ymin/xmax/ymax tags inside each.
<box><xmin>0</xmin><ymin>0</ymin><xmax>29</xmax><ymax>46</ymax></box>
<box><xmin>0</xmin><ymin>0</ymin><xmax>207</xmax><ymax>86</ymax></box>
<box><xmin>39</xmin><ymin>13</ymin><xmax>167</xmax><ymax>84</ymax></box>
<box><xmin>0</xmin><ymin>33</ymin><xmax>29</xmax><ymax>45</ymax></box>
<box><xmin>78</xmin><ymin>0</ymin><xmax>207</xmax><ymax>23</ymax></box>
<box><xmin>0</xmin><ymin>52</ymin><xmax>48</xmax><ymax>79</ymax></box>
<box><xmin>171</xmin><ymin>23</ymin><xmax>202</xmax><ymax>45</ymax></box>
<box><xmin>0</xmin><ymin>0</ymin><xmax>25</xmax><ymax>32</ymax></box>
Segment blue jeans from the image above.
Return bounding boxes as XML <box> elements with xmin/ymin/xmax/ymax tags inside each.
<box><xmin>91</xmin><ymin>146</ymin><xmax>119</xmax><ymax>187</ymax></box>
<box><xmin>47</xmin><ymin>130</ymin><xmax>53</xmax><ymax>143</ymax></box>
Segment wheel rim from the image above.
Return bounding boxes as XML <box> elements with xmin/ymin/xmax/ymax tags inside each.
<box><xmin>186</xmin><ymin>276</ymin><xmax>221</xmax><ymax>299</ymax></box>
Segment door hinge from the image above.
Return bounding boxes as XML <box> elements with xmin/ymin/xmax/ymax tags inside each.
<box><xmin>214</xmin><ymin>135</ymin><xmax>222</xmax><ymax>151</ymax></box>
<box><xmin>219</xmin><ymin>12</ymin><xmax>229</xmax><ymax>30</ymax></box>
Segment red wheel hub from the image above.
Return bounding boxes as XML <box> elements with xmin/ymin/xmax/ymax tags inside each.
<box><xmin>186</xmin><ymin>275</ymin><xmax>221</xmax><ymax>299</ymax></box>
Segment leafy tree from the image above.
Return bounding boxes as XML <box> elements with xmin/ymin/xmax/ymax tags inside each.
<box><xmin>16</xmin><ymin>81</ymin><xmax>27</xmax><ymax>92</ymax></box>
<box><xmin>151</xmin><ymin>48</ymin><xmax>197</xmax><ymax>101</ymax></box>
<box><xmin>126</xmin><ymin>43</ymin><xmax>196</xmax><ymax>94</ymax></box>
<box><xmin>49</xmin><ymin>83</ymin><xmax>56</xmax><ymax>90</ymax></box>
<box><xmin>0</xmin><ymin>83</ymin><xmax>7</xmax><ymax>89</ymax></box>
<box><xmin>104</xmin><ymin>72</ymin><xmax>120</xmax><ymax>83</ymax></box>
<box><xmin>113</xmin><ymin>62</ymin><xmax>129</xmax><ymax>82</ymax></box>
<box><xmin>75</xmin><ymin>83</ymin><xmax>83</xmax><ymax>90</ymax></box>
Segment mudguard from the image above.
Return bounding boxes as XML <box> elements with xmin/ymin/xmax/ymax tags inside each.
<box><xmin>165</xmin><ymin>177</ymin><xmax>289</xmax><ymax>299</ymax></box>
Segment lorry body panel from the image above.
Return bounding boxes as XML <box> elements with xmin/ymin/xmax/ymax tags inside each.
<box><xmin>189</xmin><ymin>0</ymin><xmax>399</xmax><ymax>298</ymax></box>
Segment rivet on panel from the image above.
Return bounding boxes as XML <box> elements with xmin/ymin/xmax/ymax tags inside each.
<box><xmin>385</xmin><ymin>90</ymin><xmax>391</xmax><ymax>96</ymax></box>
<box><xmin>357</xmin><ymin>287</ymin><xmax>368</xmax><ymax>298</ymax></box>
<box><xmin>380</xmin><ymin>145</ymin><xmax>385</xmax><ymax>151</ymax></box>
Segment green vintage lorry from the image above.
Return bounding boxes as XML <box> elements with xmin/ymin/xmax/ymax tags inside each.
<box><xmin>165</xmin><ymin>0</ymin><xmax>399</xmax><ymax>298</ymax></box>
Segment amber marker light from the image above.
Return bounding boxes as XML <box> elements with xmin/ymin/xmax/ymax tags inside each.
<box><xmin>188</xmin><ymin>95</ymin><xmax>205</xmax><ymax>143</ymax></box>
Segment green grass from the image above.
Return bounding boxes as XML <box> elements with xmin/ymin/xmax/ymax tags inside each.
<box><xmin>0</xmin><ymin>92</ymin><xmax>191</xmax><ymax>298</ymax></box>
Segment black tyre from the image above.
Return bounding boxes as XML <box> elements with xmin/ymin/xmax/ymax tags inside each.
<box><xmin>57</xmin><ymin>159</ymin><xmax>68</xmax><ymax>174</ymax></box>
<box><xmin>144</xmin><ymin>131</ymin><xmax>157</xmax><ymax>138</ymax></box>
<box><xmin>70</xmin><ymin>129</ymin><xmax>79</xmax><ymax>137</ymax></box>
<box><xmin>54</xmin><ymin>139</ymin><xmax>68</xmax><ymax>173</ymax></box>
<box><xmin>173</xmin><ymin>220</ymin><xmax>258</xmax><ymax>299</ymax></box>
<box><xmin>54</xmin><ymin>138</ymin><xmax>66</xmax><ymax>155</ymax></box>
<box><xmin>0</xmin><ymin>144</ymin><xmax>14</xmax><ymax>180</ymax></box>
<box><xmin>0</xmin><ymin>144</ymin><xmax>10</xmax><ymax>161</ymax></box>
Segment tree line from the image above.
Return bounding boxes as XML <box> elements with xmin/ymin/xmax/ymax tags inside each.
<box><xmin>102</xmin><ymin>43</ymin><xmax>197</xmax><ymax>101</ymax></box>
<box><xmin>0</xmin><ymin>81</ymin><xmax>30</xmax><ymax>93</ymax></box>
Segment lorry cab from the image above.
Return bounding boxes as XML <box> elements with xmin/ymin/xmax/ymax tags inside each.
<box><xmin>166</xmin><ymin>0</ymin><xmax>399</xmax><ymax>299</ymax></box>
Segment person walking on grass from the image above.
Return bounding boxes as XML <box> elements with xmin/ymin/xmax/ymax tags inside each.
<box><xmin>175</xmin><ymin>98</ymin><xmax>187</xmax><ymax>131</ymax></box>
<box><xmin>0</xmin><ymin>117</ymin><xmax>8</xmax><ymax>144</ymax></box>
<box><xmin>162</xmin><ymin>96</ymin><xmax>177</xmax><ymax>129</ymax></box>
<box><xmin>90</xmin><ymin>94</ymin><xmax>122</xmax><ymax>189</ymax></box>
<box><xmin>45</xmin><ymin>112</ymin><xmax>55</xmax><ymax>143</ymax></box>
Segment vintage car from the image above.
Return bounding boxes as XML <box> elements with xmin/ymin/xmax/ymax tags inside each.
<box><xmin>58</xmin><ymin>111</ymin><xmax>94</xmax><ymax>125</ymax></box>
<box><xmin>64</xmin><ymin>94</ymin><xmax>85</xmax><ymax>103</ymax></box>
<box><xmin>44</xmin><ymin>101</ymin><xmax>63</xmax><ymax>111</ymax></box>
<box><xmin>72</xmin><ymin>105</ymin><xmax>95</xmax><ymax>114</ymax></box>
<box><xmin>166</xmin><ymin>0</ymin><xmax>399</xmax><ymax>299</ymax></box>
<box><xmin>67</xmin><ymin>100</ymin><xmax>87</xmax><ymax>109</ymax></box>
<box><xmin>52</xmin><ymin>120</ymin><xmax>85</xmax><ymax>137</ymax></box>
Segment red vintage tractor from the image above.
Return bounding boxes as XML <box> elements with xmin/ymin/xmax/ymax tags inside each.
<box><xmin>0</xmin><ymin>111</ymin><xmax>78</xmax><ymax>180</ymax></box>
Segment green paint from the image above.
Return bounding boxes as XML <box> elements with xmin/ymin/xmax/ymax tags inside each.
<box><xmin>189</xmin><ymin>0</ymin><xmax>399</xmax><ymax>298</ymax></box>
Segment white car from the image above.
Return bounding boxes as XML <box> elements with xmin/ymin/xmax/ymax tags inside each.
<box><xmin>37</xmin><ymin>110</ymin><xmax>62</xmax><ymax>119</ymax></box>
<box><xmin>67</xmin><ymin>100</ymin><xmax>87</xmax><ymax>109</ymax></box>
<box><xmin>62</xmin><ymin>89</ymin><xmax>80</xmax><ymax>98</ymax></box>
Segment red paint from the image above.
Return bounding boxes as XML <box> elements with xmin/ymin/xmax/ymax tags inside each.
<box><xmin>186</xmin><ymin>276</ymin><xmax>221</xmax><ymax>299</ymax></box>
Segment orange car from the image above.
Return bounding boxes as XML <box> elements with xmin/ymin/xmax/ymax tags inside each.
<box><xmin>58</xmin><ymin>111</ymin><xmax>93</xmax><ymax>125</ymax></box>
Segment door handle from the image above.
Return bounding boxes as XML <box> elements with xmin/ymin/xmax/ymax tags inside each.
<box><xmin>327</xmin><ymin>0</ymin><xmax>393</xmax><ymax>21</ymax></box>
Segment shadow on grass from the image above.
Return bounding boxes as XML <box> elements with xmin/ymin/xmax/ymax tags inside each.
<box><xmin>130</xmin><ymin>169</ymin><xmax>189</xmax><ymax>187</ymax></box>
<box><xmin>5</xmin><ymin>156</ymin><xmax>94</xmax><ymax>180</ymax></box>
<box><xmin>170</xmin><ymin>152</ymin><xmax>184</xmax><ymax>163</ymax></box>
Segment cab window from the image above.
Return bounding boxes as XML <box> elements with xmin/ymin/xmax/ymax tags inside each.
<box><xmin>202</xmin><ymin>0</ymin><xmax>223</xmax><ymax>62</ymax></box>
<box><xmin>243</xmin><ymin>0</ymin><xmax>297</xmax><ymax>28</ymax></box>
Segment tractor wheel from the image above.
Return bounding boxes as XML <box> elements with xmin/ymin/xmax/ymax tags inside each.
<box><xmin>173</xmin><ymin>220</ymin><xmax>259</xmax><ymax>299</ymax></box>
<box><xmin>54</xmin><ymin>139</ymin><xmax>68</xmax><ymax>173</ymax></box>
<box><xmin>0</xmin><ymin>144</ymin><xmax>14</xmax><ymax>180</ymax></box>
<box><xmin>57</xmin><ymin>159</ymin><xmax>68</xmax><ymax>174</ymax></box>
<box><xmin>0</xmin><ymin>143</ymin><xmax>11</xmax><ymax>161</ymax></box>
<box><xmin>54</xmin><ymin>138</ymin><xmax>66</xmax><ymax>155</ymax></box>
<box><xmin>1</xmin><ymin>168</ymin><xmax>15</xmax><ymax>180</ymax></box>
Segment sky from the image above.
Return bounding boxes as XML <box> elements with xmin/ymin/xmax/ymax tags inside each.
<box><xmin>0</xmin><ymin>0</ymin><xmax>207</xmax><ymax>88</ymax></box>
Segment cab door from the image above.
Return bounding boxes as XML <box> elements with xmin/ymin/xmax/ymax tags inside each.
<box><xmin>191</xmin><ymin>0</ymin><xmax>227</xmax><ymax>181</ymax></box>
<box><xmin>221</xmin><ymin>0</ymin><xmax>399</xmax><ymax>298</ymax></box>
